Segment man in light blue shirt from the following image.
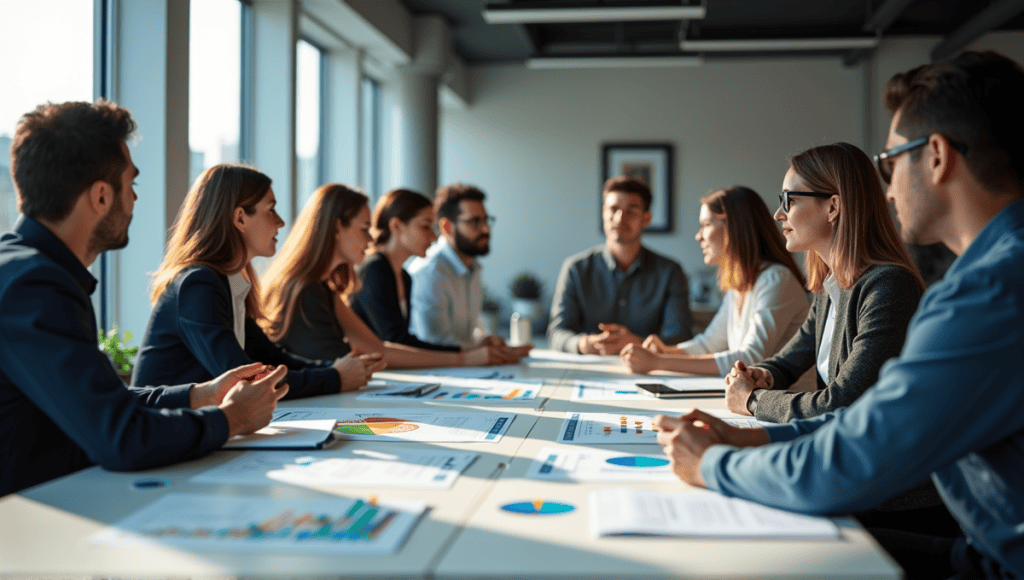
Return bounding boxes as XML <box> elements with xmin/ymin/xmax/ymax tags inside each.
<box><xmin>409</xmin><ymin>183</ymin><xmax>529</xmax><ymax>358</ymax></box>
<box><xmin>656</xmin><ymin>51</ymin><xmax>1024</xmax><ymax>579</ymax></box>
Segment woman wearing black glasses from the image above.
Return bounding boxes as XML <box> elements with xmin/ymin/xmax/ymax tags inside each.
<box><xmin>725</xmin><ymin>142</ymin><xmax>924</xmax><ymax>423</ymax></box>
<box><xmin>723</xmin><ymin>141</ymin><xmax>962</xmax><ymax>538</ymax></box>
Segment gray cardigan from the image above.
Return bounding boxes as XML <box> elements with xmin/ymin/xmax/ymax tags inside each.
<box><xmin>753</xmin><ymin>263</ymin><xmax>923</xmax><ymax>423</ymax></box>
<box><xmin>753</xmin><ymin>263</ymin><xmax>941</xmax><ymax>513</ymax></box>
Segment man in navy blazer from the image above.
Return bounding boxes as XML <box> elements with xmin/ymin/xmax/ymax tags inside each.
<box><xmin>0</xmin><ymin>100</ymin><xmax>288</xmax><ymax>496</ymax></box>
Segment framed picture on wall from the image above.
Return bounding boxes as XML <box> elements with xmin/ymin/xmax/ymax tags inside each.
<box><xmin>601</xmin><ymin>143</ymin><xmax>674</xmax><ymax>233</ymax></box>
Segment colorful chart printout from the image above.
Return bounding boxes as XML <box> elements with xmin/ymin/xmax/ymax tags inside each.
<box><xmin>331</xmin><ymin>409</ymin><xmax>516</xmax><ymax>443</ymax></box>
<box><xmin>91</xmin><ymin>494</ymin><xmax>426</xmax><ymax>554</ymax></box>
<box><xmin>571</xmin><ymin>376</ymin><xmax>725</xmax><ymax>401</ymax></box>
<box><xmin>336</xmin><ymin>417</ymin><xmax>421</xmax><ymax>436</ymax></box>
<box><xmin>357</xmin><ymin>380</ymin><xmax>539</xmax><ymax>402</ymax></box>
<box><xmin>557</xmin><ymin>412</ymin><xmax>762</xmax><ymax>445</ymax></box>
<box><xmin>524</xmin><ymin>447</ymin><xmax>677</xmax><ymax>482</ymax></box>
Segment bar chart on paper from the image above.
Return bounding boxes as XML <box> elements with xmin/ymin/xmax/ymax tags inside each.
<box><xmin>557</xmin><ymin>412</ymin><xmax>663</xmax><ymax>444</ymax></box>
<box><xmin>557</xmin><ymin>412</ymin><xmax>765</xmax><ymax>444</ymax></box>
<box><xmin>91</xmin><ymin>494</ymin><xmax>426</xmax><ymax>554</ymax></box>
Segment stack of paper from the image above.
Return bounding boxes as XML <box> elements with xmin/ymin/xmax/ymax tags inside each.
<box><xmin>590</xmin><ymin>488</ymin><xmax>840</xmax><ymax>540</ymax></box>
<box><xmin>223</xmin><ymin>419</ymin><xmax>337</xmax><ymax>450</ymax></box>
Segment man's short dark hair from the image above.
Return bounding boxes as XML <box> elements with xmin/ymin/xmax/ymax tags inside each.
<box><xmin>434</xmin><ymin>183</ymin><xmax>486</xmax><ymax>224</ymax></box>
<box><xmin>603</xmin><ymin>176</ymin><xmax>652</xmax><ymax>211</ymax></box>
<box><xmin>11</xmin><ymin>100</ymin><xmax>137</xmax><ymax>222</ymax></box>
<box><xmin>885</xmin><ymin>50</ymin><xmax>1024</xmax><ymax>194</ymax></box>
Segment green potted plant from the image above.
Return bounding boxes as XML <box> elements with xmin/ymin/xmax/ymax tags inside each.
<box><xmin>99</xmin><ymin>324</ymin><xmax>138</xmax><ymax>383</ymax></box>
<box><xmin>509</xmin><ymin>272</ymin><xmax>543</xmax><ymax>323</ymax></box>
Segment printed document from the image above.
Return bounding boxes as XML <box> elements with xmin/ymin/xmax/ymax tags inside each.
<box><xmin>590</xmin><ymin>488</ymin><xmax>840</xmax><ymax>540</ymax></box>
<box><xmin>92</xmin><ymin>493</ymin><xmax>427</xmax><ymax>554</ymax></box>
<box><xmin>193</xmin><ymin>448</ymin><xmax>477</xmax><ymax>489</ymax></box>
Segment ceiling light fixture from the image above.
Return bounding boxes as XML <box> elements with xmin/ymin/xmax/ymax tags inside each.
<box><xmin>483</xmin><ymin>2</ymin><xmax>707</xmax><ymax>24</ymax></box>
<box><xmin>681</xmin><ymin>37</ymin><xmax>879</xmax><ymax>52</ymax></box>
<box><xmin>526</xmin><ymin>55</ymin><xmax>704</xmax><ymax>69</ymax></box>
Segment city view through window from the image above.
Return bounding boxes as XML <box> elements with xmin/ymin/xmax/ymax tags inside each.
<box><xmin>0</xmin><ymin>0</ymin><xmax>94</xmax><ymax>232</ymax></box>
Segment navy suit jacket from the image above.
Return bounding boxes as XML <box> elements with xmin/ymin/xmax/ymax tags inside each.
<box><xmin>350</xmin><ymin>252</ymin><xmax>460</xmax><ymax>352</ymax></box>
<box><xmin>132</xmin><ymin>265</ymin><xmax>341</xmax><ymax>397</ymax></box>
<box><xmin>0</xmin><ymin>217</ymin><xmax>228</xmax><ymax>496</ymax></box>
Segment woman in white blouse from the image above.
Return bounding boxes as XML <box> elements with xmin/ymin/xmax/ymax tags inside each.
<box><xmin>621</xmin><ymin>186</ymin><xmax>808</xmax><ymax>376</ymax></box>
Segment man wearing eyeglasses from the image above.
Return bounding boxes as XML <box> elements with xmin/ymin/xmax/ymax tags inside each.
<box><xmin>548</xmin><ymin>176</ymin><xmax>692</xmax><ymax>354</ymax></box>
<box><xmin>408</xmin><ymin>183</ymin><xmax>527</xmax><ymax>359</ymax></box>
<box><xmin>654</xmin><ymin>51</ymin><xmax>1024</xmax><ymax>579</ymax></box>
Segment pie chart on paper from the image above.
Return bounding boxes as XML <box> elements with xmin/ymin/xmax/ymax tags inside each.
<box><xmin>335</xmin><ymin>417</ymin><xmax>420</xmax><ymax>436</ymax></box>
<box><xmin>605</xmin><ymin>456</ymin><xmax>670</xmax><ymax>468</ymax></box>
<box><xmin>501</xmin><ymin>500</ymin><xmax>575</xmax><ymax>515</ymax></box>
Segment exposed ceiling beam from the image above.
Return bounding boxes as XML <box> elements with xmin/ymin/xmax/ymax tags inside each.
<box><xmin>526</xmin><ymin>55</ymin><xmax>704</xmax><ymax>69</ymax></box>
<box><xmin>482</xmin><ymin>1</ymin><xmax>706</xmax><ymax>25</ymax></box>
<box><xmin>843</xmin><ymin>0</ymin><xmax>917</xmax><ymax>66</ymax></box>
<box><xmin>864</xmin><ymin>0</ymin><xmax>917</xmax><ymax>32</ymax></box>
<box><xmin>931</xmin><ymin>0</ymin><xmax>1024</xmax><ymax>61</ymax></box>
<box><xmin>682</xmin><ymin>37</ymin><xmax>878</xmax><ymax>52</ymax></box>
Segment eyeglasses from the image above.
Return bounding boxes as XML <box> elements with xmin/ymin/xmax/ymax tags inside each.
<box><xmin>873</xmin><ymin>136</ymin><xmax>969</xmax><ymax>184</ymax></box>
<box><xmin>458</xmin><ymin>215</ymin><xmax>495</xmax><ymax>229</ymax></box>
<box><xmin>779</xmin><ymin>190</ymin><xmax>834</xmax><ymax>213</ymax></box>
<box><xmin>873</xmin><ymin>137</ymin><xmax>928</xmax><ymax>185</ymax></box>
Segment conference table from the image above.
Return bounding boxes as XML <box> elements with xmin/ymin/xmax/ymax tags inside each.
<box><xmin>0</xmin><ymin>351</ymin><xmax>901</xmax><ymax>579</ymax></box>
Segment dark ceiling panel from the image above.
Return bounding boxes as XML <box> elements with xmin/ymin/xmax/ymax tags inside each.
<box><xmin>396</xmin><ymin>0</ymin><xmax>1024</xmax><ymax>63</ymax></box>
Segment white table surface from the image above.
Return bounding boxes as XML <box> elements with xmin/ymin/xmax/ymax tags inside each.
<box><xmin>0</xmin><ymin>351</ymin><xmax>900</xmax><ymax>579</ymax></box>
<box><xmin>435</xmin><ymin>377</ymin><xmax>900</xmax><ymax>579</ymax></box>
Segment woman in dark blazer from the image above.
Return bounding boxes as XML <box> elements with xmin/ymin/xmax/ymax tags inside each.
<box><xmin>349</xmin><ymin>188</ymin><xmax>517</xmax><ymax>365</ymax></box>
<box><xmin>724</xmin><ymin>142</ymin><xmax>958</xmax><ymax>537</ymax></box>
<box><xmin>133</xmin><ymin>164</ymin><xmax>383</xmax><ymax>396</ymax></box>
<box><xmin>350</xmin><ymin>189</ymin><xmax>458</xmax><ymax>352</ymax></box>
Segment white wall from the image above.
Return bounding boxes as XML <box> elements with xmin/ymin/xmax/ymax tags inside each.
<box><xmin>439</xmin><ymin>57</ymin><xmax>865</xmax><ymax>315</ymax></box>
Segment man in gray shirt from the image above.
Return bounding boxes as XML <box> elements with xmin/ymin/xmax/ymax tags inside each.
<box><xmin>548</xmin><ymin>176</ymin><xmax>692</xmax><ymax>354</ymax></box>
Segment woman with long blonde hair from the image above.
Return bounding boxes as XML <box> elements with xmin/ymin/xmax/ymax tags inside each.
<box><xmin>620</xmin><ymin>186</ymin><xmax>808</xmax><ymax>376</ymax></box>
<box><xmin>261</xmin><ymin>184</ymin><xmax>513</xmax><ymax>368</ymax></box>
<box><xmin>133</xmin><ymin>164</ymin><xmax>383</xmax><ymax>396</ymax></box>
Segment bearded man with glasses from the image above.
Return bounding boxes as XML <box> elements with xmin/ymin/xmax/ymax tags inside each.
<box><xmin>408</xmin><ymin>183</ymin><xmax>529</xmax><ymax>360</ymax></box>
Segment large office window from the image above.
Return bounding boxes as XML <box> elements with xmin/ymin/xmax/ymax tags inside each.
<box><xmin>189</xmin><ymin>0</ymin><xmax>243</xmax><ymax>187</ymax></box>
<box><xmin>360</xmin><ymin>76</ymin><xmax>382</xmax><ymax>200</ymax></box>
<box><xmin>0</xmin><ymin>0</ymin><xmax>95</xmax><ymax>232</ymax></box>
<box><xmin>296</xmin><ymin>39</ymin><xmax>324</xmax><ymax>210</ymax></box>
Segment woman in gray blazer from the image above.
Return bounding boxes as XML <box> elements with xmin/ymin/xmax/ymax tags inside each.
<box><xmin>725</xmin><ymin>142</ymin><xmax>925</xmax><ymax>422</ymax></box>
<box><xmin>723</xmin><ymin>142</ymin><xmax>959</xmax><ymax>537</ymax></box>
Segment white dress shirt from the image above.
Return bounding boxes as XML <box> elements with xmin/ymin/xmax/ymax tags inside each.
<box><xmin>407</xmin><ymin>237</ymin><xmax>484</xmax><ymax>347</ymax></box>
<box><xmin>816</xmin><ymin>274</ymin><xmax>840</xmax><ymax>383</ymax></box>
<box><xmin>676</xmin><ymin>263</ymin><xmax>809</xmax><ymax>376</ymax></box>
<box><xmin>227</xmin><ymin>272</ymin><xmax>251</xmax><ymax>348</ymax></box>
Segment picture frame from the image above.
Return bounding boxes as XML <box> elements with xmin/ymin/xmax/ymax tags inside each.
<box><xmin>601</xmin><ymin>143</ymin><xmax>674</xmax><ymax>233</ymax></box>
